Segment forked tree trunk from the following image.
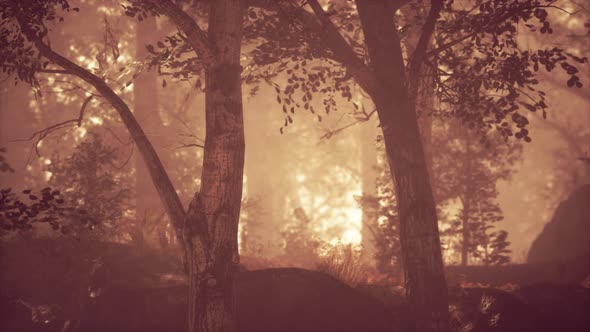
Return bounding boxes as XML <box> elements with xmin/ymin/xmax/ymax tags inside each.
<box><xmin>356</xmin><ymin>2</ymin><xmax>449</xmax><ymax>331</ymax></box>
<box><xmin>183</xmin><ymin>1</ymin><xmax>244</xmax><ymax>331</ymax></box>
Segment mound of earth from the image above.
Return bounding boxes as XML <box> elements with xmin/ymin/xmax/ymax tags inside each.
<box><xmin>0</xmin><ymin>239</ymin><xmax>394</xmax><ymax>331</ymax></box>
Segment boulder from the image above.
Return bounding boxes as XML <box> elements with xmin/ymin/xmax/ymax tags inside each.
<box><xmin>447</xmin><ymin>283</ymin><xmax>590</xmax><ymax>332</ymax></box>
<box><xmin>448</xmin><ymin>287</ymin><xmax>542</xmax><ymax>332</ymax></box>
<box><xmin>516</xmin><ymin>283</ymin><xmax>590</xmax><ymax>331</ymax></box>
<box><xmin>527</xmin><ymin>184</ymin><xmax>590</xmax><ymax>264</ymax></box>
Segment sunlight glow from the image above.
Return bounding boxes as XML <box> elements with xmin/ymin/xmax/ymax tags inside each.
<box><xmin>89</xmin><ymin>116</ymin><xmax>103</xmax><ymax>125</ymax></box>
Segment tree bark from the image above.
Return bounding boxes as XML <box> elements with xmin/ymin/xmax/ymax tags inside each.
<box><xmin>355</xmin><ymin>1</ymin><xmax>449</xmax><ymax>331</ymax></box>
<box><xmin>182</xmin><ymin>1</ymin><xmax>245</xmax><ymax>331</ymax></box>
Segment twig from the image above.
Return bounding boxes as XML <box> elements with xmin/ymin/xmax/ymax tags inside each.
<box><xmin>10</xmin><ymin>95</ymin><xmax>94</xmax><ymax>157</ymax></box>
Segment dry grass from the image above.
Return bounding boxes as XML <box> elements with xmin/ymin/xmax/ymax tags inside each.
<box><xmin>315</xmin><ymin>244</ymin><xmax>368</xmax><ymax>287</ymax></box>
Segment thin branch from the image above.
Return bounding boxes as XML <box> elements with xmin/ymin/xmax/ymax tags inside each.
<box><xmin>9</xmin><ymin>95</ymin><xmax>93</xmax><ymax>157</ymax></box>
<box><xmin>319</xmin><ymin>109</ymin><xmax>377</xmax><ymax>141</ymax></box>
<box><xmin>175</xmin><ymin>143</ymin><xmax>205</xmax><ymax>150</ymax></box>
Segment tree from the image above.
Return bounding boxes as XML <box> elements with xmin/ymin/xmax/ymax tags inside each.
<box><xmin>138</xmin><ymin>1</ymin><xmax>246</xmax><ymax>330</ymax></box>
<box><xmin>432</xmin><ymin>121</ymin><xmax>520</xmax><ymax>266</ymax></box>
<box><xmin>46</xmin><ymin>133</ymin><xmax>132</xmax><ymax>238</ymax></box>
<box><xmin>241</xmin><ymin>0</ymin><xmax>587</xmax><ymax>330</ymax></box>
<box><xmin>1</xmin><ymin>1</ymin><xmax>246</xmax><ymax>330</ymax></box>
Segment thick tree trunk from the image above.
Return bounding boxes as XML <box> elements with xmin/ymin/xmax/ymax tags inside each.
<box><xmin>183</xmin><ymin>1</ymin><xmax>244</xmax><ymax>331</ymax></box>
<box><xmin>356</xmin><ymin>1</ymin><xmax>449</xmax><ymax>331</ymax></box>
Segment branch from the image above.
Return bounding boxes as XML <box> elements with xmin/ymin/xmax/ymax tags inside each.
<box><xmin>10</xmin><ymin>95</ymin><xmax>94</xmax><ymax>157</ymax></box>
<box><xmin>408</xmin><ymin>0</ymin><xmax>443</xmax><ymax>97</ymax></box>
<box><xmin>147</xmin><ymin>0</ymin><xmax>215</xmax><ymax>66</ymax></box>
<box><xmin>426</xmin><ymin>3</ymin><xmax>557</xmax><ymax>58</ymax></box>
<box><xmin>175</xmin><ymin>143</ymin><xmax>205</xmax><ymax>150</ymax></box>
<box><xmin>319</xmin><ymin>109</ymin><xmax>377</xmax><ymax>141</ymax></box>
<box><xmin>305</xmin><ymin>0</ymin><xmax>382</xmax><ymax>97</ymax></box>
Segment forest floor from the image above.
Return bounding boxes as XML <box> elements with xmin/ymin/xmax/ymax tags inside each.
<box><xmin>1</xmin><ymin>238</ymin><xmax>589</xmax><ymax>332</ymax></box>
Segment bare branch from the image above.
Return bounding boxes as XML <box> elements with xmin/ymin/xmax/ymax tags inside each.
<box><xmin>9</xmin><ymin>95</ymin><xmax>94</xmax><ymax>157</ymax></box>
<box><xmin>175</xmin><ymin>143</ymin><xmax>205</xmax><ymax>150</ymax></box>
<box><xmin>319</xmin><ymin>109</ymin><xmax>377</xmax><ymax>141</ymax></box>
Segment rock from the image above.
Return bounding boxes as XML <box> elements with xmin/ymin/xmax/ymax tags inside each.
<box><xmin>527</xmin><ymin>184</ymin><xmax>590</xmax><ymax>264</ymax></box>
<box><xmin>448</xmin><ymin>287</ymin><xmax>542</xmax><ymax>332</ymax></box>
<box><xmin>516</xmin><ymin>283</ymin><xmax>590</xmax><ymax>331</ymax></box>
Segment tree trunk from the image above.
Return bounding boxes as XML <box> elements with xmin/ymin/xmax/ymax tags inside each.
<box><xmin>356</xmin><ymin>1</ymin><xmax>449</xmax><ymax>331</ymax></box>
<box><xmin>183</xmin><ymin>1</ymin><xmax>244</xmax><ymax>331</ymax></box>
<box><xmin>134</xmin><ymin>15</ymin><xmax>163</xmax><ymax>226</ymax></box>
<box><xmin>0</xmin><ymin>82</ymin><xmax>33</xmax><ymax>189</ymax></box>
<box><xmin>460</xmin><ymin>199</ymin><xmax>470</xmax><ymax>266</ymax></box>
<box><xmin>460</xmin><ymin>124</ymin><xmax>473</xmax><ymax>267</ymax></box>
<box><xmin>360</xmin><ymin>114</ymin><xmax>378</xmax><ymax>263</ymax></box>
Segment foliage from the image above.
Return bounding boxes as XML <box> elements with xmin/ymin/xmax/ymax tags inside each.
<box><xmin>282</xmin><ymin>207</ymin><xmax>321</xmax><ymax>265</ymax></box>
<box><xmin>431</xmin><ymin>0</ymin><xmax>587</xmax><ymax>142</ymax></box>
<box><xmin>0</xmin><ymin>0</ymin><xmax>79</xmax><ymax>87</ymax></box>
<box><xmin>356</xmin><ymin>155</ymin><xmax>402</xmax><ymax>275</ymax></box>
<box><xmin>433</xmin><ymin>123</ymin><xmax>519</xmax><ymax>265</ymax></box>
<box><xmin>46</xmin><ymin>133</ymin><xmax>131</xmax><ymax>237</ymax></box>
<box><xmin>0</xmin><ymin>186</ymin><xmax>66</xmax><ymax>236</ymax></box>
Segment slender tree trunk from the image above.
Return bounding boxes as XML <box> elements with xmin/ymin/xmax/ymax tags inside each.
<box><xmin>16</xmin><ymin>15</ymin><xmax>187</xmax><ymax>248</ymax></box>
<box><xmin>134</xmin><ymin>15</ymin><xmax>162</xmax><ymax>226</ymax></box>
<box><xmin>356</xmin><ymin>2</ymin><xmax>449</xmax><ymax>331</ymax></box>
<box><xmin>460</xmin><ymin>125</ymin><xmax>473</xmax><ymax>266</ymax></box>
<box><xmin>460</xmin><ymin>198</ymin><xmax>470</xmax><ymax>266</ymax></box>
<box><xmin>183</xmin><ymin>1</ymin><xmax>244</xmax><ymax>331</ymax></box>
<box><xmin>360</xmin><ymin>114</ymin><xmax>378</xmax><ymax>263</ymax></box>
<box><xmin>0</xmin><ymin>82</ymin><xmax>33</xmax><ymax>189</ymax></box>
